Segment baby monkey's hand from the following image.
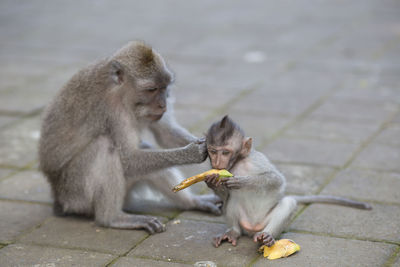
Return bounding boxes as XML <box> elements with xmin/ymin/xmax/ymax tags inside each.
<box><xmin>204</xmin><ymin>173</ymin><xmax>229</xmax><ymax>189</ymax></box>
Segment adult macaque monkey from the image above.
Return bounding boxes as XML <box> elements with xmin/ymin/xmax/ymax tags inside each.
<box><xmin>204</xmin><ymin>116</ymin><xmax>372</xmax><ymax>248</ymax></box>
<box><xmin>39</xmin><ymin>41</ymin><xmax>220</xmax><ymax>234</ymax></box>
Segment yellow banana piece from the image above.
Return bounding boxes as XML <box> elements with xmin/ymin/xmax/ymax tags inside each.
<box><xmin>259</xmin><ymin>239</ymin><xmax>300</xmax><ymax>260</ymax></box>
<box><xmin>172</xmin><ymin>169</ymin><xmax>233</xmax><ymax>192</ymax></box>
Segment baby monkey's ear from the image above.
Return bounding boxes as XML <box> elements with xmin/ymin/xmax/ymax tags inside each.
<box><xmin>241</xmin><ymin>137</ymin><xmax>252</xmax><ymax>157</ymax></box>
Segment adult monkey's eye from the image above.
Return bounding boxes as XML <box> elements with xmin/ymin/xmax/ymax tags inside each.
<box><xmin>147</xmin><ymin>88</ymin><xmax>158</xmax><ymax>92</ymax></box>
<box><xmin>222</xmin><ymin>151</ymin><xmax>230</xmax><ymax>155</ymax></box>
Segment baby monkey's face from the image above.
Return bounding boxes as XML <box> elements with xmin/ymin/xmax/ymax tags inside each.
<box><xmin>207</xmin><ymin>145</ymin><xmax>234</xmax><ymax>170</ymax></box>
<box><xmin>205</xmin><ymin>115</ymin><xmax>252</xmax><ymax>171</ymax></box>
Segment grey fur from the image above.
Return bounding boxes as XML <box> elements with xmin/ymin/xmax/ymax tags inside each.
<box><xmin>39</xmin><ymin>41</ymin><xmax>220</xmax><ymax>234</ymax></box>
<box><xmin>206</xmin><ymin>116</ymin><xmax>371</xmax><ymax>247</ymax></box>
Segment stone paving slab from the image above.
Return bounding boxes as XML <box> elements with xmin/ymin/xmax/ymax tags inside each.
<box><xmin>0</xmin><ymin>201</ymin><xmax>51</xmax><ymax>243</ymax></box>
<box><xmin>111</xmin><ymin>256</ymin><xmax>192</xmax><ymax>267</ymax></box>
<box><xmin>0</xmin><ymin>117</ymin><xmax>40</xmax><ymax>168</ymax></box>
<box><xmin>232</xmin><ymin>89</ymin><xmax>322</xmax><ymax>118</ymax></box>
<box><xmin>309</xmin><ymin>96</ymin><xmax>398</xmax><ymax>123</ymax></box>
<box><xmin>393</xmin><ymin>113</ymin><xmax>400</xmax><ymax>124</ymax></box>
<box><xmin>0</xmin><ymin>73</ymin><xmax>71</xmax><ymax>115</ymax></box>
<box><xmin>284</xmin><ymin>118</ymin><xmax>380</xmax><ymax>143</ymax></box>
<box><xmin>263</xmin><ymin>137</ymin><xmax>359</xmax><ymax>167</ymax></box>
<box><xmin>253</xmin><ymin>232</ymin><xmax>397</xmax><ymax>267</ymax></box>
<box><xmin>0</xmin><ymin>170</ymin><xmax>51</xmax><ymax>203</ymax></box>
<box><xmin>374</xmin><ymin>123</ymin><xmax>400</xmax><ymax>147</ymax></box>
<box><xmin>0</xmin><ymin>116</ymin><xmax>17</xmax><ymax>128</ymax></box>
<box><xmin>176</xmin><ymin>211</ymin><xmax>225</xmax><ymax>224</ymax></box>
<box><xmin>227</xmin><ymin>112</ymin><xmax>292</xmax><ymax>147</ymax></box>
<box><xmin>18</xmin><ymin>216</ymin><xmax>168</xmax><ymax>255</ymax></box>
<box><xmin>351</xmin><ymin>142</ymin><xmax>400</xmax><ymax>172</ymax></box>
<box><xmin>321</xmin><ymin>168</ymin><xmax>400</xmax><ymax>204</ymax></box>
<box><xmin>276</xmin><ymin>163</ymin><xmax>335</xmax><ymax>195</ymax></box>
<box><xmin>0</xmin><ymin>168</ymin><xmax>14</xmax><ymax>181</ymax></box>
<box><xmin>394</xmin><ymin>254</ymin><xmax>400</xmax><ymax>267</ymax></box>
<box><xmin>0</xmin><ymin>243</ymin><xmax>114</xmax><ymax>267</ymax></box>
<box><xmin>130</xmin><ymin>219</ymin><xmax>258</xmax><ymax>266</ymax></box>
<box><xmin>290</xmin><ymin>203</ymin><xmax>400</xmax><ymax>243</ymax></box>
<box><xmin>333</xmin><ymin>83</ymin><xmax>400</xmax><ymax>104</ymax></box>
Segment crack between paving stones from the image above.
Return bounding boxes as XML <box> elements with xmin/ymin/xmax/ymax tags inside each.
<box><xmin>0</xmin><ymin>107</ymin><xmax>43</xmax><ymax>131</ymax></box>
<box><xmin>247</xmin><ymin>254</ymin><xmax>262</xmax><ymax>267</ymax></box>
<box><xmin>257</xmin><ymin>82</ymin><xmax>344</xmax><ymax>150</ymax></box>
<box><xmin>342</xmin><ymin>109</ymin><xmax>400</xmax><ymax>170</ymax></box>
<box><xmin>13</xmin><ymin>216</ymin><xmax>54</xmax><ymax>245</ymax></box>
<box><xmin>0</xmin><ymin>165</ymin><xmax>40</xmax><ymax>183</ymax></box>
<box><xmin>127</xmin><ymin>254</ymin><xmax>195</xmax><ymax>266</ymax></box>
<box><xmin>315</xmin><ymin>107</ymin><xmax>400</xmax><ymax>196</ymax></box>
<box><xmin>186</xmin><ymin>21</ymin><xmax>353</xmax><ymax>135</ymax></box>
<box><xmin>383</xmin><ymin>246</ymin><xmax>400</xmax><ymax>267</ymax></box>
<box><xmin>104</xmin><ymin>234</ymin><xmax>151</xmax><ymax>267</ymax></box>
<box><xmin>280</xmin><ymin>133</ymin><xmax>362</xmax><ymax>144</ymax></box>
<box><xmin>371</xmin><ymin>33</ymin><xmax>400</xmax><ymax>61</ymax></box>
<box><xmin>107</xmin><ymin>211</ymin><xmax>187</xmax><ymax>266</ymax></box>
<box><xmin>349</xmin><ymin>166</ymin><xmax>400</xmax><ymax>175</ymax></box>
<box><xmin>189</xmin><ymin>83</ymin><xmax>262</xmax><ymax>133</ymax></box>
<box><xmin>0</xmin><ymin>198</ymin><xmax>52</xmax><ymax>206</ymax></box>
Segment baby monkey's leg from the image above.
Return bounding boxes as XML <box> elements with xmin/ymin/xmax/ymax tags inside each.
<box><xmin>253</xmin><ymin>196</ymin><xmax>297</xmax><ymax>246</ymax></box>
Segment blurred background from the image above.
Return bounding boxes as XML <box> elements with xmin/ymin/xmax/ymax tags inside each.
<box><xmin>0</xmin><ymin>1</ymin><xmax>399</xmax><ymax>266</ymax></box>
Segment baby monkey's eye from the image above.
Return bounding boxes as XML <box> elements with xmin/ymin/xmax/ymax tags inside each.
<box><xmin>222</xmin><ymin>151</ymin><xmax>230</xmax><ymax>156</ymax></box>
<box><xmin>209</xmin><ymin>149</ymin><xmax>217</xmax><ymax>155</ymax></box>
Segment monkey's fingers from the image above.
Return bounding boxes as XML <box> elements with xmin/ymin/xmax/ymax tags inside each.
<box><xmin>213</xmin><ymin>236</ymin><xmax>223</xmax><ymax>248</ymax></box>
<box><xmin>219</xmin><ymin>177</ymin><xmax>230</xmax><ymax>183</ymax></box>
<box><xmin>263</xmin><ymin>236</ymin><xmax>275</xmax><ymax>247</ymax></box>
<box><xmin>204</xmin><ymin>173</ymin><xmax>219</xmax><ymax>185</ymax></box>
<box><xmin>140</xmin><ymin>217</ymin><xmax>165</xmax><ymax>234</ymax></box>
<box><xmin>253</xmin><ymin>232</ymin><xmax>265</xmax><ymax>242</ymax></box>
<box><xmin>195</xmin><ymin>137</ymin><xmax>206</xmax><ymax>144</ymax></box>
<box><xmin>224</xmin><ymin>179</ymin><xmax>242</xmax><ymax>189</ymax></box>
<box><xmin>229</xmin><ymin>236</ymin><xmax>237</xmax><ymax>246</ymax></box>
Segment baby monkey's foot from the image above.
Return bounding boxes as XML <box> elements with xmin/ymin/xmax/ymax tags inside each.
<box><xmin>253</xmin><ymin>232</ymin><xmax>275</xmax><ymax>247</ymax></box>
<box><xmin>213</xmin><ymin>229</ymin><xmax>240</xmax><ymax>247</ymax></box>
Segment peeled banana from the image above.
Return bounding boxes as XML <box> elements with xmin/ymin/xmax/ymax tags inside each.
<box><xmin>259</xmin><ymin>239</ymin><xmax>300</xmax><ymax>260</ymax></box>
<box><xmin>172</xmin><ymin>169</ymin><xmax>233</xmax><ymax>192</ymax></box>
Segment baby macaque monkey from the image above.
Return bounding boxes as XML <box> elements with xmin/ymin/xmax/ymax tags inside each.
<box><xmin>204</xmin><ymin>116</ymin><xmax>371</xmax><ymax>248</ymax></box>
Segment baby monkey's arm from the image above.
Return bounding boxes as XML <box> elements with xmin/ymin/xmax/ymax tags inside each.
<box><xmin>223</xmin><ymin>170</ymin><xmax>284</xmax><ymax>190</ymax></box>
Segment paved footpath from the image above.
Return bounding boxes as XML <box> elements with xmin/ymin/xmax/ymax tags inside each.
<box><xmin>0</xmin><ymin>1</ymin><xmax>399</xmax><ymax>266</ymax></box>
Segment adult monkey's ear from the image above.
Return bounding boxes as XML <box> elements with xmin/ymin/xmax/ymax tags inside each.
<box><xmin>241</xmin><ymin>137</ymin><xmax>252</xmax><ymax>157</ymax></box>
<box><xmin>110</xmin><ymin>60</ymin><xmax>124</xmax><ymax>85</ymax></box>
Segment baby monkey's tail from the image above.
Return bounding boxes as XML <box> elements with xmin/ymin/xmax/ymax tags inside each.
<box><xmin>292</xmin><ymin>195</ymin><xmax>372</xmax><ymax>210</ymax></box>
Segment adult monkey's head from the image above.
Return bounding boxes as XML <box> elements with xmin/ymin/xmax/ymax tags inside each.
<box><xmin>109</xmin><ymin>41</ymin><xmax>174</xmax><ymax>121</ymax></box>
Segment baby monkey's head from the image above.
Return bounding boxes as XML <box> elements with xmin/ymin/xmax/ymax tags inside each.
<box><xmin>206</xmin><ymin>115</ymin><xmax>252</xmax><ymax>170</ymax></box>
